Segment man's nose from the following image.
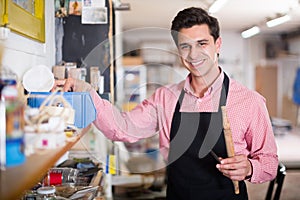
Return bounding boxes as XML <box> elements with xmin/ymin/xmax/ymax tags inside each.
<box><xmin>189</xmin><ymin>46</ymin><xmax>202</xmax><ymax>59</ymax></box>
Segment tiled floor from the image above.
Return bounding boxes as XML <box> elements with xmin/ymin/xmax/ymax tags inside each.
<box><xmin>247</xmin><ymin>170</ymin><xmax>300</xmax><ymax>200</ymax></box>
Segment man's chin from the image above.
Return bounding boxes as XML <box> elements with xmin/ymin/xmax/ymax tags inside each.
<box><xmin>195</xmin><ymin>67</ymin><xmax>213</xmax><ymax>77</ymax></box>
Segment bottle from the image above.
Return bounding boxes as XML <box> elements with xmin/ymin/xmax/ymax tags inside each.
<box><xmin>23</xmin><ymin>190</ymin><xmax>39</xmax><ymax>200</ymax></box>
<box><xmin>0</xmin><ymin>66</ymin><xmax>25</xmax><ymax>168</ymax></box>
<box><xmin>106</xmin><ymin>142</ymin><xmax>120</xmax><ymax>175</ymax></box>
<box><xmin>90</xmin><ymin>66</ymin><xmax>100</xmax><ymax>92</ymax></box>
<box><xmin>0</xmin><ymin>66</ymin><xmax>17</xmax><ymax>96</ymax></box>
<box><xmin>0</xmin><ymin>66</ymin><xmax>23</xmax><ymax>139</ymax></box>
<box><xmin>43</xmin><ymin>168</ymin><xmax>79</xmax><ymax>186</ymax></box>
<box><xmin>36</xmin><ymin>186</ymin><xmax>57</xmax><ymax>200</ymax></box>
<box><xmin>105</xmin><ymin>142</ymin><xmax>120</xmax><ymax>199</ymax></box>
<box><xmin>2</xmin><ymin>85</ymin><xmax>24</xmax><ymax>139</ymax></box>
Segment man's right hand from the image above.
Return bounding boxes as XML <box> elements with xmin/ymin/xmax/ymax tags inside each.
<box><xmin>51</xmin><ymin>78</ymin><xmax>92</xmax><ymax>92</ymax></box>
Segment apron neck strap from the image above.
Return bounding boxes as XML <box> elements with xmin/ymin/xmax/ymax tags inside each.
<box><xmin>178</xmin><ymin>72</ymin><xmax>230</xmax><ymax>108</ymax></box>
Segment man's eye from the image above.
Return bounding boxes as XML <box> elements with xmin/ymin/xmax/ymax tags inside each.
<box><xmin>198</xmin><ymin>42</ymin><xmax>208</xmax><ymax>46</ymax></box>
<box><xmin>180</xmin><ymin>45</ymin><xmax>190</xmax><ymax>50</ymax></box>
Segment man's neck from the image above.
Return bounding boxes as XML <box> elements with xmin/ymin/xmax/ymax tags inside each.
<box><xmin>190</xmin><ymin>67</ymin><xmax>221</xmax><ymax>98</ymax></box>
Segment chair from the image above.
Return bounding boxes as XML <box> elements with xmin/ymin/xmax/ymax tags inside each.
<box><xmin>265</xmin><ymin>162</ymin><xmax>286</xmax><ymax>200</ymax></box>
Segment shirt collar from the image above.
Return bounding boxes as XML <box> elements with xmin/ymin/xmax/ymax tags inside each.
<box><xmin>183</xmin><ymin>67</ymin><xmax>225</xmax><ymax>98</ymax></box>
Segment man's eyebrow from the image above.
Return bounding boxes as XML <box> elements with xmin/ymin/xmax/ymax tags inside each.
<box><xmin>178</xmin><ymin>42</ymin><xmax>190</xmax><ymax>47</ymax></box>
<box><xmin>179</xmin><ymin>39</ymin><xmax>209</xmax><ymax>46</ymax></box>
<box><xmin>196</xmin><ymin>39</ymin><xmax>209</xmax><ymax>43</ymax></box>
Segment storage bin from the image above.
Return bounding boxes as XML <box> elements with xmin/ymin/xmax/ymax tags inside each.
<box><xmin>27</xmin><ymin>92</ymin><xmax>96</xmax><ymax>128</ymax></box>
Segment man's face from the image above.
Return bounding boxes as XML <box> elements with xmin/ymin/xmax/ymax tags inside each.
<box><xmin>177</xmin><ymin>24</ymin><xmax>221</xmax><ymax>78</ymax></box>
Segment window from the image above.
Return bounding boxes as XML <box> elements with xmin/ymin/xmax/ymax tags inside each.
<box><xmin>0</xmin><ymin>0</ymin><xmax>45</xmax><ymax>42</ymax></box>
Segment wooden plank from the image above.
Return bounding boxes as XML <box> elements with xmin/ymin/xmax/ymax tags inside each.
<box><xmin>221</xmin><ymin>106</ymin><xmax>240</xmax><ymax>194</ymax></box>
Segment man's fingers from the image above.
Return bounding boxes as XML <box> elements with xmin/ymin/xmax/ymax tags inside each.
<box><xmin>216</xmin><ymin>154</ymin><xmax>251</xmax><ymax>181</ymax></box>
<box><xmin>63</xmin><ymin>78</ymin><xmax>76</xmax><ymax>92</ymax></box>
<box><xmin>220</xmin><ymin>155</ymin><xmax>246</xmax><ymax>164</ymax></box>
<box><xmin>51</xmin><ymin>79</ymin><xmax>66</xmax><ymax>92</ymax></box>
<box><xmin>55</xmin><ymin>79</ymin><xmax>66</xmax><ymax>85</ymax></box>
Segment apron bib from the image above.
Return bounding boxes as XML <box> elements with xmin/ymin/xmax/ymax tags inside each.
<box><xmin>167</xmin><ymin>73</ymin><xmax>248</xmax><ymax>200</ymax></box>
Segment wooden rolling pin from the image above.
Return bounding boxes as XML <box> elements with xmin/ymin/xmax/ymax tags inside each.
<box><xmin>221</xmin><ymin>106</ymin><xmax>240</xmax><ymax>194</ymax></box>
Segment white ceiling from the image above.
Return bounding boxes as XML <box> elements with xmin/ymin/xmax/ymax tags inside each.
<box><xmin>118</xmin><ymin>0</ymin><xmax>300</xmax><ymax>35</ymax></box>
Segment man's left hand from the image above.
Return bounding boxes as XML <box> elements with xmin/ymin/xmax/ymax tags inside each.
<box><xmin>216</xmin><ymin>154</ymin><xmax>252</xmax><ymax>181</ymax></box>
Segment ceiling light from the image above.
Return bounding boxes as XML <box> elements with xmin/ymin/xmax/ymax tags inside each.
<box><xmin>115</xmin><ymin>3</ymin><xmax>130</xmax><ymax>11</ymax></box>
<box><xmin>241</xmin><ymin>26</ymin><xmax>260</xmax><ymax>38</ymax></box>
<box><xmin>266</xmin><ymin>14</ymin><xmax>291</xmax><ymax>28</ymax></box>
<box><xmin>208</xmin><ymin>0</ymin><xmax>228</xmax><ymax>13</ymax></box>
<box><xmin>113</xmin><ymin>0</ymin><xmax>130</xmax><ymax>10</ymax></box>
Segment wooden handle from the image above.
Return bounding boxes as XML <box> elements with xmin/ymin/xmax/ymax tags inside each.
<box><xmin>221</xmin><ymin>106</ymin><xmax>240</xmax><ymax>194</ymax></box>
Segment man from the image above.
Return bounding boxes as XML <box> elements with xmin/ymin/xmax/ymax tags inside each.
<box><xmin>56</xmin><ymin>7</ymin><xmax>278</xmax><ymax>200</ymax></box>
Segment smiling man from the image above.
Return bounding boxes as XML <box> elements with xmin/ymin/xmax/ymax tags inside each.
<box><xmin>167</xmin><ymin>7</ymin><xmax>278</xmax><ymax>199</ymax></box>
<box><xmin>54</xmin><ymin>7</ymin><xmax>278</xmax><ymax>200</ymax></box>
<box><xmin>178</xmin><ymin>25</ymin><xmax>220</xmax><ymax>78</ymax></box>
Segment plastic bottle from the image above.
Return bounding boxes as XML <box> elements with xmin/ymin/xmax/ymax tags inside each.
<box><xmin>0</xmin><ymin>66</ymin><xmax>23</xmax><ymax>139</ymax></box>
<box><xmin>0</xmin><ymin>66</ymin><xmax>25</xmax><ymax>168</ymax></box>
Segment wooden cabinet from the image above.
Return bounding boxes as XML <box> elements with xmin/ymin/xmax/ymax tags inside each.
<box><xmin>256</xmin><ymin>65</ymin><xmax>278</xmax><ymax>117</ymax></box>
<box><xmin>0</xmin><ymin>125</ymin><xmax>91</xmax><ymax>200</ymax></box>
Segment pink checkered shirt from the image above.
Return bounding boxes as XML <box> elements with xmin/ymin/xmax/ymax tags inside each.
<box><xmin>91</xmin><ymin>69</ymin><xmax>278</xmax><ymax>184</ymax></box>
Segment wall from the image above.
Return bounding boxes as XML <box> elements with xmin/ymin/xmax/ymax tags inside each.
<box><xmin>219</xmin><ymin>31</ymin><xmax>245</xmax><ymax>85</ymax></box>
<box><xmin>122</xmin><ymin>27</ymin><xmax>175</xmax><ymax>56</ymax></box>
<box><xmin>121</xmin><ymin>28</ymin><xmax>252</xmax><ymax>87</ymax></box>
<box><xmin>248</xmin><ymin>33</ymin><xmax>300</xmax><ymax>122</ymax></box>
<box><xmin>289</xmin><ymin>37</ymin><xmax>300</xmax><ymax>60</ymax></box>
<box><xmin>0</xmin><ymin>1</ymin><xmax>55</xmax><ymax>81</ymax></box>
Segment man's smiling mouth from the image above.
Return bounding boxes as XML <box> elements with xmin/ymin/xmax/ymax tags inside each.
<box><xmin>189</xmin><ymin>59</ymin><xmax>205</xmax><ymax>67</ymax></box>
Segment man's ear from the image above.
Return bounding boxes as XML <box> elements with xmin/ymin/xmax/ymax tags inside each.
<box><xmin>215</xmin><ymin>37</ymin><xmax>222</xmax><ymax>54</ymax></box>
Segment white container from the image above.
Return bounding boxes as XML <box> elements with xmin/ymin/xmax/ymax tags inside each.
<box><xmin>37</xmin><ymin>186</ymin><xmax>57</xmax><ymax>200</ymax></box>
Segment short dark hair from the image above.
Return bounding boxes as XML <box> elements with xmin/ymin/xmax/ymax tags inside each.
<box><xmin>171</xmin><ymin>7</ymin><xmax>220</xmax><ymax>46</ymax></box>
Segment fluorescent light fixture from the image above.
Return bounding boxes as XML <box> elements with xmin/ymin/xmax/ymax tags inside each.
<box><xmin>208</xmin><ymin>0</ymin><xmax>228</xmax><ymax>13</ymax></box>
<box><xmin>266</xmin><ymin>14</ymin><xmax>291</xmax><ymax>27</ymax></box>
<box><xmin>241</xmin><ymin>26</ymin><xmax>260</xmax><ymax>38</ymax></box>
<box><xmin>113</xmin><ymin>0</ymin><xmax>130</xmax><ymax>10</ymax></box>
<box><xmin>115</xmin><ymin>3</ymin><xmax>130</xmax><ymax>10</ymax></box>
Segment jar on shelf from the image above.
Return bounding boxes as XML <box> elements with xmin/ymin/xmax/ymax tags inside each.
<box><xmin>36</xmin><ymin>186</ymin><xmax>57</xmax><ymax>200</ymax></box>
<box><xmin>43</xmin><ymin>167</ymin><xmax>79</xmax><ymax>186</ymax></box>
<box><xmin>23</xmin><ymin>190</ymin><xmax>38</xmax><ymax>200</ymax></box>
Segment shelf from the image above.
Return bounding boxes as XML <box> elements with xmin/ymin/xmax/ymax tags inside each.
<box><xmin>0</xmin><ymin>125</ymin><xmax>91</xmax><ymax>200</ymax></box>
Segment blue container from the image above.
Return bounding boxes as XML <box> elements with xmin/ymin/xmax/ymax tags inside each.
<box><xmin>27</xmin><ymin>92</ymin><xmax>96</xmax><ymax>128</ymax></box>
<box><xmin>6</xmin><ymin>138</ymin><xmax>26</xmax><ymax>167</ymax></box>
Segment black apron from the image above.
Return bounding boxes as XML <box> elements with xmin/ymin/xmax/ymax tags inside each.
<box><xmin>167</xmin><ymin>73</ymin><xmax>248</xmax><ymax>200</ymax></box>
